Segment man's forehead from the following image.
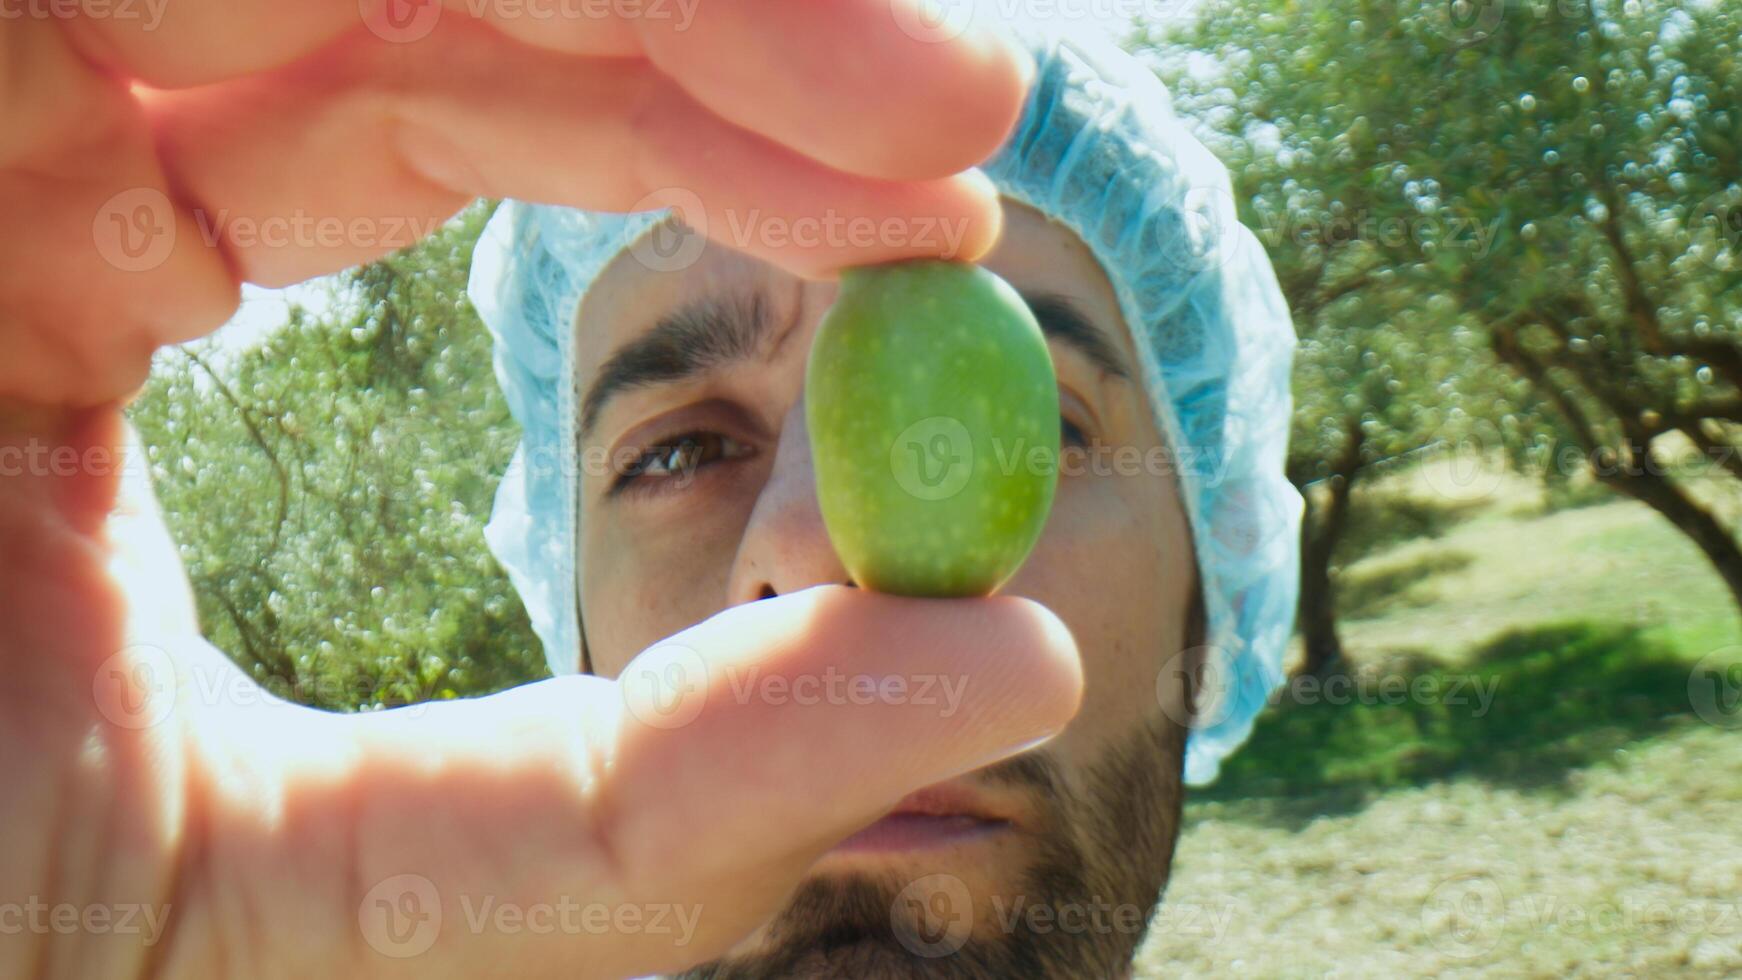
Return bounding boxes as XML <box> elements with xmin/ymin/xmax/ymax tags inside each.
<box><xmin>573</xmin><ymin>232</ymin><xmax>787</xmax><ymax>375</ymax></box>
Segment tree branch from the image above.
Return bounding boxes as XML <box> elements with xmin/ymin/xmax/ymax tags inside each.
<box><xmin>182</xmin><ymin>348</ymin><xmax>292</xmax><ymax>557</ymax></box>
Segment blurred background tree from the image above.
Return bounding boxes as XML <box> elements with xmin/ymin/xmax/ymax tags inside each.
<box><xmin>1148</xmin><ymin>0</ymin><xmax>1742</xmax><ymax>673</ymax></box>
<box><xmin>129</xmin><ymin>201</ymin><xmax>544</xmax><ymax>710</ymax></box>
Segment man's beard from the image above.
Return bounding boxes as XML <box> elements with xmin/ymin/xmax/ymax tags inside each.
<box><xmin>672</xmin><ymin>714</ymin><xmax>1188</xmax><ymax>979</ymax></box>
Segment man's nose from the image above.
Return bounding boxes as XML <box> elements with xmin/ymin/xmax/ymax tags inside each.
<box><xmin>727</xmin><ymin>399</ymin><xmax>854</xmax><ymax>603</ymax></box>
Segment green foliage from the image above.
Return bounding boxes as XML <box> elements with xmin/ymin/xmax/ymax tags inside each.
<box><xmin>128</xmin><ymin>202</ymin><xmax>546</xmax><ymax>711</ymax></box>
<box><xmin>1148</xmin><ymin>0</ymin><xmax>1742</xmax><ymax>625</ymax></box>
<box><xmin>1149</xmin><ymin>1</ymin><xmax>1562</xmax><ymax>495</ymax></box>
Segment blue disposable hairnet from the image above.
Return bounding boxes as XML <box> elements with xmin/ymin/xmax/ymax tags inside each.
<box><xmin>466</xmin><ymin>30</ymin><xmax>1302</xmax><ymax>785</ymax></box>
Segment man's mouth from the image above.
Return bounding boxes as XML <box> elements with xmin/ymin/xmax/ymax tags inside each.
<box><xmin>828</xmin><ymin>784</ymin><xmax>1015</xmax><ymax>855</ymax></box>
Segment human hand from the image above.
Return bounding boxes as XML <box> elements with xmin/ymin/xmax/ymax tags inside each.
<box><xmin>0</xmin><ymin>5</ymin><xmax>1072</xmax><ymax>977</ymax></box>
<box><xmin>0</xmin><ymin>417</ymin><xmax>1077</xmax><ymax>977</ymax></box>
<box><xmin>1</xmin><ymin>0</ymin><xmax>1030</xmax><ymax>407</ymax></box>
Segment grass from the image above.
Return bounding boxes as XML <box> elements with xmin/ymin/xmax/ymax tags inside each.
<box><xmin>1136</xmin><ymin>459</ymin><xmax>1742</xmax><ymax>978</ymax></box>
<box><xmin>1149</xmin><ymin>725</ymin><xmax>1742</xmax><ymax>978</ymax></box>
<box><xmin>1336</xmin><ymin>549</ymin><xmax>1475</xmax><ymax>620</ymax></box>
<box><xmin>1333</xmin><ymin>467</ymin><xmax>1737</xmax><ymax>664</ymax></box>
<box><xmin>1198</xmin><ymin>622</ymin><xmax>1700</xmax><ymax>804</ymax></box>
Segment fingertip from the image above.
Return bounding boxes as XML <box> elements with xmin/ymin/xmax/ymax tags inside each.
<box><xmin>953</xmin><ymin>168</ymin><xmax>1004</xmax><ymax>263</ymax></box>
<box><xmin>989</xmin><ymin>592</ymin><xmax>1085</xmax><ymax>730</ymax></box>
<box><xmin>839</xmin><ymin>0</ymin><xmax>1034</xmax><ymax>180</ymax></box>
<box><xmin>764</xmin><ymin>172</ymin><xmax>1003</xmax><ymax>279</ymax></box>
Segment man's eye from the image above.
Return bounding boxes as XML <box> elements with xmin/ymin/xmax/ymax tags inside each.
<box><xmin>614</xmin><ymin>431</ymin><xmax>750</xmax><ymax>493</ymax></box>
<box><xmin>1061</xmin><ymin>416</ymin><xmax>1091</xmax><ymax>449</ymax></box>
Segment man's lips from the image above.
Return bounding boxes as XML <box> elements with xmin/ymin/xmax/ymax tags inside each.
<box><xmin>828</xmin><ymin>784</ymin><xmax>1016</xmax><ymax>855</ymax></box>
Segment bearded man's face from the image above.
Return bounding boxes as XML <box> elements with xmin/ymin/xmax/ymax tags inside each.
<box><xmin>572</xmin><ymin>202</ymin><xmax>1202</xmax><ymax>978</ymax></box>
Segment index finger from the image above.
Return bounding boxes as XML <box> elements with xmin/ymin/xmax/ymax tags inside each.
<box><xmin>70</xmin><ymin>0</ymin><xmax>1032</xmax><ymax>183</ymax></box>
<box><xmin>630</xmin><ymin>0</ymin><xmax>1034</xmax><ymax>181</ymax></box>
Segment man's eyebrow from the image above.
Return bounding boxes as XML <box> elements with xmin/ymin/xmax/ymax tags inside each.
<box><xmin>579</xmin><ymin>292</ymin><xmax>771</xmax><ymax>439</ymax></box>
<box><xmin>1021</xmin><ymin>292</ymin><xmax>1134</xmax><ymax>382</ymax></box>
<box><xmin>579</xmin><ymin>289</ymin><xmax>1129</xmax><ymax>438</ymax></box>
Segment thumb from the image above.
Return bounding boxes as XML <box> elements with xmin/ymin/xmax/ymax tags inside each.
<box><xmin>269</xmin><ymin>587</ymin><xmax>1080</xmax><ymax>980</ymax></box>
<box><xmin>597</xmin><ymin>586</ymin><xmax>1082</xmax><ymax>895</ymax></box>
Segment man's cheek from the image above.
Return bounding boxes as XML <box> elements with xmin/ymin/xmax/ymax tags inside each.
<box><xmin>1006</xmin><ymin>488</ymin><xmax>1181</xmax><ymax>736</ymax></box>
<box><xmin>1001</xmin><ymin>489</ymin><xmax>1147</xmax><ymax>635</ymax></box>
<box><xmin>583</xmin><ymin>542</ymin><xmax>736</xmax><ymax>675</ymax></box>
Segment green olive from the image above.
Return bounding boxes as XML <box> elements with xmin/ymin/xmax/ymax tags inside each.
<box><xmin>806</xmin><ymin>260</ymin><xmax>1060</xmax><ymax>597</ymax></box>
